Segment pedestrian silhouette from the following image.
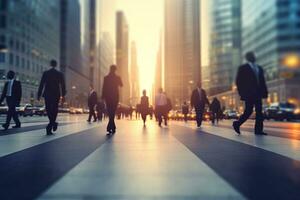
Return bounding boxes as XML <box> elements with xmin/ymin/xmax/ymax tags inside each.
<box><xmin>182</xmin><ymin>101</ymin><xmax>189</xmax><ymax>122</ymax></box>
<box><xmin>233</xmin><ymin>52</ymin><xmax>268</xmax><ymax>135</ymax></box>
<box><xmin>191</xmin><ymin>82</ymin><xmax>209</xmax><ymax>127</ymax></box>
<box><xmin>140</xmin><ymin>90</ymin><xmax>149</xmax><ymax>126</ymax></box>
<box><xmin>102</xmin><ymin>65</ymin><xmax>123</xmax><ymax>135</ymax></box>
<box><xmin>209</xmin><ymin>97</ymin><xmax>221</xmax><ymax>124</ymax></box>
<box><xmin>38</xmin><ymin>60</ymin><xmax>66</xmax><ymax>135</ymax></box>
<box><xmin>155</xmin><ymin>88</ymin><xmax>168</xmax><ymax>127</ymax></box>
<box><xmin>87</xmin><ymin>85</ymin><xmax>97</xmax><ymax>123</ymax></box>
<box><xmin>96</xmin><ymin>100</ymin><xmax>105</xmax><ymax>121</ymax></box>
<box><xmin>0</xmin><ymin>71</ymin><xmax>22</xmax><ymax>130</ymax></box>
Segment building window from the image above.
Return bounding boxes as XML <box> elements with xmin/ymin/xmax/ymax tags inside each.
<box><xmin>0</xmin><ymin>0</ymin><xmax>7</xmax><ymax>11</ymax></box>
<box><xmin>9</xmin><ymin>53</ymin><xmax>13</xmax><ymax>65</ymax></box>
<box><xmin>16</xmin><ymin>55</ymin><xmax>19</xmax><ymax>67</ymax></box>
<box><xmin>0</xmin><ymin>15</ymin><xmax>6</xmax><ymax>28</ymax></box>
<box><xmin>0</xmin><ymin>35</ymin><xmax>5</xmax><ymax>43</ymax></box>
<box><xmin>0</xmin><ymin>52</ymin><xmax>5</xmax><ymax>63</ymax></box>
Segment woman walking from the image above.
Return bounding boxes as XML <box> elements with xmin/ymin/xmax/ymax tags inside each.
<box><xmin>140</xmin><ymin>90</ymin><xmax>149</xmax><ymax>126</ymax></box>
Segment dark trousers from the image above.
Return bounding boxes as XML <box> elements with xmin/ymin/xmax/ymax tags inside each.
<box><xmin>195</xmin><ymin>108</ymin><xmax>204</xmax><ymax>127</ymax></box>
<box><xmin>45</xmin><ymin>97</ymin><xmax>59</xmax><ymax>126</ymax></box>
<box><xmin>156</xmin><ymin>106</ymin><xmax>167</xmax><ymax>126</ymax></box>
<box><xmin>211</xmin><ymin>112</ymin><xmax>219</xmax><ymax>124</ymax></box>
<box><xmin>97</xmin><ymin>111</ymin><xmax>103</xmax><ymax>121</ymax></box>
<box><xmin>141</xmin><ymin>113</ymin><xmax>147</xmax><ymax>124</ymax></box>
<box><xmin>106</xmin><ymin>102</ymin><xmax>118</xmax><ymax>132</ymax></box>
<box><xmin>237</xmin><ymin>99</ymin><xmax>263</xmax><ymax>134</ymax></box>
<box><xmin>88</xmin><ymin>105</ymin><xmax>96</xmax><ymax>122</ymax></box>
<box><xmin>5</xmin><ymin>97</ymin><xmax>20</xmax><ymax>126</ymax></box>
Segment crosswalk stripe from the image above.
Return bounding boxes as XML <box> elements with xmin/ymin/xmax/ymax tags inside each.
<box><xmin>176</xmin><ymin>122</ymin><xmax>300</xmax><ymax>161</ymax></box>
<box><xmin>0</xmin><ymin>122</ymin><xmax>102</xmax><ymax>157</ymax></box>
<box><xmin>39</xmin><ymin>121</ymin><xmax>245</xmax><ymax>200</ymax></box>
<box><xmin>171</xmin><ymin>124</ymin><xmax>300</xmax><ymax>200</ymax></box>
<box><xmin>0</xmin><ymin>125</ymin><xmax>109</xmax><ymax>200</ymax></box>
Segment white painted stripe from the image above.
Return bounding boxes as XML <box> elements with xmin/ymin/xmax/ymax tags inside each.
<box><xmin>39</xmin><ymin>122</ymin><xmax>245</xmax><ymax>199</ymax></box>
<box><xmin>176</xmin><ymin>122</ymin><xmax>300</xmax><ymax>161</ymax></box>
<box><xmin>0</xmin><ymin>122</ymin><xmax>103</xmax><ymax>157</ymax></box>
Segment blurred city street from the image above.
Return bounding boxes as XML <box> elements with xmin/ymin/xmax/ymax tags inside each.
<box><xmin>0</xmin><ymin>115</ymin><xmax>300</xmax><ymax>199</ymax></box>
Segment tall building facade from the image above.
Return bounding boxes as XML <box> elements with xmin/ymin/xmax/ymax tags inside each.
<box><xmin>98</xmin><ymin>32</ymin><xmax>114</xmax><ymax>95</ymax></box>
<box><xmin>208</xmin><ymin>0</ymin><xmax>242</xmax><ymax>96</ymax></box>
<box><xmin>116</xmin><ymin>11</ymin><xmax>130</xmax><ymax>105</ymax></box>
<box><xmin>60</xmin><ymin>0</ymin><xmax>89</xmax><ymax>107</ymax></box>
<box><xmin>242</xmin><ymin>0</ymin><xmax>300</xmax><ymax>104</ymax></box>
<box><xmin>164</xmin><ymin>0</ymin><xmax>201</xmax><ymax>108</ymax></box>
<box><xmin>130</xmin><ymin>41</ymin><xmax>140</xmax><ymax>105</ymax></box>
<box><xmin>0</xmin><ymin>0</ymin><xmax>60</xmax><ymax>104</ymax></box>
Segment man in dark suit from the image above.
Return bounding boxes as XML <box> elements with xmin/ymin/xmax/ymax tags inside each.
<box><xmin>0</xmin><ymin>71</ymin><xmax>22</xmax><ymax>130</ymax></box>
<box><xmin>38</xmin><ymin>60</ymin><xmax>66</xmax><ymax>135</ymax></box>
<box><xmin>233</xmin><ymin>52</ymin><xmax>268</xmax><ymax>135</ymax></box>
<box><xmin>87</xmin><ymin>85</ymin><xmax>97</xmax><ymax>123</ymax></box>
<box><xmin>191</xmin><ymin>82</ymin><xmax>210</xmax><ymax>127</ymax></box>
<box><xmin>102</xmin><ymin>65</ymin><xmax>123</xmax><ymax>135</ymax></box>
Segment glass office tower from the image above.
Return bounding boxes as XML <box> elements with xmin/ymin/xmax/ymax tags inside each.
<box><xmin>209</xmin><ymin>0</ymin><xmax>242</xmax><ymax>96</ymax></box>
<box><xmin>242</xmin><ymin>0</ymin><xmax>300</xmax><ymax>104</ymax></box>
<box><xmin>0</xmin><ymin>0</ymin><xmax>60</xmax><ymax>103</ymax></box>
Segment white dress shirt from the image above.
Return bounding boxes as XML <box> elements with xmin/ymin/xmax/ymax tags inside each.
<box><xmin>6</xmin><ymin>79</ymin><xmax>14</xmax><ymax>97</ymax></box>
<box><xmin>197</xmin><ymin>88</ymin><xmax>202</xmax><ymax>100</ymax></box>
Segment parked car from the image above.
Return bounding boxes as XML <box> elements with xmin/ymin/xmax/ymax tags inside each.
<box><xmin>34</xmin><ymin>106</ymin><xmax>47</xmax><ymax>116</ymax></box>
<box><xmin>16</xmin><ymin>104</ymin><xmax>34</xmax><ymax>117</ymax></box>
<box><xmin>265</xmin><ymin>103</ymin><xmax>296</xmax><ymax>121</ymax></box>
<box><xmin>70</xmin><ymin>107</ymin><xmax>84</xmax><ymax>114</ymax></box>
<box><xmin>223</xmin><ymin>110</ymin><xmax>239</xmax><ymax>119</ymax></box>
<box><xmin>58</xmin><ymin>107</ymin><xmax>70</xmax><ymax>113</ymax></box>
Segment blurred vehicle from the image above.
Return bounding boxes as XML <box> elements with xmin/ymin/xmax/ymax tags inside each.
<box><xmin>35</xmin><ymin>106</ymin><xmax>47</xmax><ymax>116</ymax></box>
<box><xmin>16</xmin><ymin>104</ymin><xmax>34</xmax><ymax>117</ymax></box>
<box><xmin>83</xmin><ymin>108</ymin><xmax>89</xmax><ymax>114</ymax></box>
<box><xmin>294</xmin><ymin>108</ymin><xmax>300</xmax><ymax>120</ymax></box>
<box><xmin>223</xmin><ymin>110</ymin><xmax>239</xmax><ymax>119</ymax></box>
<box><xmin>265</xmin><ymin>103</ymin><xmax>296</xmax><ymax>121</ymax></box>
<box><xmin>203</xmin><ymin>111</ymin><xmax>212</xmax><ymax>121</ymax></box>
<box><xmin>0</xmin><ymin>103</ymin><xmax>8</xmax><ymax>115</ymax></box>
<box><xmin>70</xmin><ymin>107</ymin><xmax>84</xmax><ymax>114</ymax></box>
<box><xmin>58</xmin><ymin>107</ymin><xmax>70</xmax><ymax>113</ymax></box>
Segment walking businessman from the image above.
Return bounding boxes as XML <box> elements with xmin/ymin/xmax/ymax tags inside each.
<box><xmin>233</xmin><ymin>52</ymin><xmax>268</xmax><ymax>135</ymax></box>
<box><xmin>38</xmin><ymin>60</ymin><xmax>66</xmax><ymax>135</ymax></box>
<box><xmin>102</xmin><ymin>65</ymin><xmax>123</xmax><ymax>135</ymax></box>
<box><xmin>0</xmin><ymin>71</ymin><xmax>22</xmax><ymax>130</ymax></box>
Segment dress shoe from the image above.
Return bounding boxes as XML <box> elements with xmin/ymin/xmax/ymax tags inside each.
<box><xmin>232</xmin><ymin>121</ymin><xmax>241</xmax><ymax>135</ymax></box>
<box><xmin>46</xmin><ymin>131</ymin><xmax>54</xmax><ymax>136</ymax></box>
<box><xmin>52</xmin><ymin>122</ymin><xmax>58</xmax><ymax>132</ymax></box>
<box><xmin>12</xmin><ymin>124</ymin><xmax>21</xmax><ymax>128</ymax></box>
<box><xmin>2</xmin><ymin>124</ymin><xmax>9</xmax><ymax>130</ymax></box>
<box><xmin>255</xmin><ymin>132</ymin><xmax>268</xmax><ymax>136</ymax></box>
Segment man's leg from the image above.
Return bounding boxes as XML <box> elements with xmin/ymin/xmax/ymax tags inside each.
<box><xmin>237</xmin><ymin>101</ymin><xmax>254</xmax><ymax>126</ymax></box>
<box><xmin>12</xmin><ymin>104</ymin><xmax>20</xmax><ymax>127</ymax></box>
<box><xmin>4</xmin><ymin>100</ymin><xmax>13</xmax><ymax>128</ymax></box>
<box><xmin>233</xmin><ymin>101</ymin><xmax>254</xmax><ymax>134</ymax></box>
<box><xmin>87</xmin><ymin>106</ymin><xmax>92</xmax><ymax>122</ymax></box>
<box><xmin>45</xmin><ymin>99</ymin><xmax>53</xmax><ymax>134</ymax></box>
<box><xmin>195</xmin><ymin>109</ymin><xmax>203</xmax><ymax>127</ymax></box>
<box><xmin>254</xmin><ymin>99</ymin><xmax>264</xmax><ymax>134</ymax></box>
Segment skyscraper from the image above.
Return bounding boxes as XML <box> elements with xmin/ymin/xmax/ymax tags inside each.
<box><xmin>242</xmin><ymin>0</ymin><xmax>300</xmax><ymax>104</ymax></box>
<box><xmin>60</xmin><ymin>0</ymin><xmax>89</xmax><ymax>106</ymax></box>
<box><xmin>0</xmin><ymin>0</ymin><xmax>60</xmax><ymax>103</ymax></box>
<box><xmin>116</xmin><ymin>11</ymin><xmax>130</xmax><ymax>105</ymax></box>
<box><xmin>164</xmin><ymin>0</ymin><xmax>201</xmax><ymax>108</ymax></box>
<box><xmin>130</xmin><ymin>41</ymin><xmax>140</xmax><ymax>105</ymax></box>
<box><xmin>208</xmin><ymin>0</ymin><xmax>242</xmax><ymax>96</ymax></box>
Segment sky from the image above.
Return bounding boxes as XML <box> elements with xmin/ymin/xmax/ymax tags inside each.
<box><xmin>116</xmin><ymin>0</ymin><xmax>164</xmax><ymax>93</ymax></box>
